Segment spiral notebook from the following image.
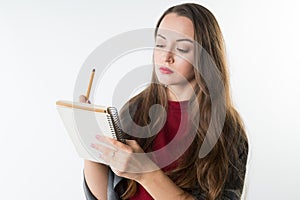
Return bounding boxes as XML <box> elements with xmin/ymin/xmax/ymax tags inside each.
<box><xmin>56</xmin><ymin>100</ymin><xmax>126</xmax><ymax>163</ymax></box>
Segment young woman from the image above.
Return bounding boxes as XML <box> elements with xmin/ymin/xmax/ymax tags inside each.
<box><xmin>81</xmin><ymin>3</ymin><xmax>248</xmax><ymax>200</ymax></box>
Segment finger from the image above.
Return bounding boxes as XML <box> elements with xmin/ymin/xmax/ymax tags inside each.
<box><xmin>96</xmin><ymin>136</ymin><xmax>134</xmax><ymax>153</ymax></box>
<box><xmin>91</xmin><ymin>145</ymin><xmax>112</xmax><ymax>164</ymax></box>
<box><xmin>95</xmin><ymin>135</ymin><xmax>117</xmax><ymax>148</ymax></box>
<box><xmin>125</xmin><ymin>140</ymin><xmax>142</xmax><ymax>150</ymax></box>
<box><xmin>95</xmin><ymin>135</ymin><xmax>111</xmax><ymax>142</ymax></box>
<box><xmin>105</xmin><ymin>137</ymin><xmax>133</xmax><ymax>152</ymax></box>
<box><xmin>79</xmin><ymin>95</ymin><xmax>87</xmax><ymax>103</ymax></box>
<box><xmin>91</xmin><ymin>143</ymin><xmax>117</xmax><ymax>156</ymax></box>
<box><xmin>96</xmin><ymin>135</ymin><xmax>117</xmax><ymax>144</ymax></box>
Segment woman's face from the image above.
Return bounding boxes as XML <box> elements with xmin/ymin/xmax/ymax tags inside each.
<box><xmin>154</xmin><ymin>13</ymin><xmax>195</xmax><ymax>87</ymax></box>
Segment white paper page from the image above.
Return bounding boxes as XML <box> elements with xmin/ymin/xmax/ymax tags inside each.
<box><xmin>56</xmin><ymin>104</ymin><xmax>115</xmax><ymax>164</ymax></box>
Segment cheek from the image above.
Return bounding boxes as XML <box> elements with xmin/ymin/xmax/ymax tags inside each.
<box><xmin>176</xmin><ymin>60</ymin><xmax>195</xmax><ymax>77</ymax></box>
<box><xmin>175</xmin><ymin>52</ymin><xmax>194</xmax><ymax>66</ymax></box>
<box><xmin>175</xmin><ymin>55</ymin><xmax>193</xmax><ymax>70</ymax></box>
<box><xmin>153</xmin><ymin>50</ymin><xmax>162</xmax><ymax>64</ymax></box>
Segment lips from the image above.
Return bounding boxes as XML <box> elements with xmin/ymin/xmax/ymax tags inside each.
<box><xmin>159</xmin><ymin>67</ymin><xmax>173</xmax><ymax>74</ymax></box>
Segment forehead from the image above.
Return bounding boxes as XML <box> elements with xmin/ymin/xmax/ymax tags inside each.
<box><xmin>157</xmin><ymin>13</ymin><xmax>194</xmax><ymax>40</ymax></box>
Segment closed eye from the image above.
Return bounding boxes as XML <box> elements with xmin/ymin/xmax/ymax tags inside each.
<box><xmin>177</xmin><ymin>48</ymin><xmax>189</xmax><ymax>53</ymax></box>
<box><xmin>155</xmin><ymin>44</ymin><xmax>165</xmax><ymax>48</ymax></box>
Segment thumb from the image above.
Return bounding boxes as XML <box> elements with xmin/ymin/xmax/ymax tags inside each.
<box><xmin>79</xmin><ymin>95</ymin><xmax>90</xmax><ymax>103</ymax></box>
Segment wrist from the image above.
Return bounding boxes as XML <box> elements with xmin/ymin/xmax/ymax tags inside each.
<box><xmin>137</xmin><ymin>169</ymin><xmax>164</xmax><ymax>185</ymax></box>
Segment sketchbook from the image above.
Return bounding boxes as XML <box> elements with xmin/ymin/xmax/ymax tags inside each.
<box><xmin>56</xmin><ymin>100</ymin><xmax>126</xmax><ymax>163</ymax></box>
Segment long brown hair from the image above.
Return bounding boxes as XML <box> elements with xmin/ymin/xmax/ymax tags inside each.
<box><xmin>119</xmin><ymin>3</ymin><xmax>248</xmax><ymax>200</ymax></box>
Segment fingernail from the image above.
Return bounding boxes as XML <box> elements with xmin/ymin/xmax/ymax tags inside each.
<box><xmin>95</xmin><ymin>135</ymin><xmax>101</xmax><ymax>139</ymax></box>
<box><xmin>91</xmin><ymin>143</ymin><xmax>95</xmax><ymax>148</ymax></box>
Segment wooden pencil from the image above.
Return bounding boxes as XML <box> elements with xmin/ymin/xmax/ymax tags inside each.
<box><xmin>86</xmin><ymin>69</ymin><xmax>95</xmax><ymax>100</ymax></box>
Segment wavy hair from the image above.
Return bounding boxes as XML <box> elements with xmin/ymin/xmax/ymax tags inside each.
<box><xmin>119</xmin><ymin>3</ymin><xmax>248</xmax><ymax>200</ymax></box>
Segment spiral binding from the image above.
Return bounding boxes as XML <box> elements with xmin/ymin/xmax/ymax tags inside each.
<box><xmin>107</xmin><ymin>107</ymin><xmax>126</xmax><ymax>144</ymax></box>
<box><xmin>106</xmin><ymin>115</ymin><xmax>117</xmax><ymax>140</ymax></box>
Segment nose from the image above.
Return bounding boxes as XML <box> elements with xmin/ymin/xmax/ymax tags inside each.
<box><xmin>163</xmin><ymin>49</ymin><xmax>174</xmax><ymax>64</ymax></box>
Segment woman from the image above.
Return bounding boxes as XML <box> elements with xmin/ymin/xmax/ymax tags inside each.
<box><xmin>82</xmin><ymin>3</ymin><xmax>248</xmax><ymax>200</ymax></box>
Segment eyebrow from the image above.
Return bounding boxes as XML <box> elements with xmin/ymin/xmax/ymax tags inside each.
<box><xmin>157</xmin><ymin>34</ymin><xmax>193</xmax><ymax>43</ymax></box>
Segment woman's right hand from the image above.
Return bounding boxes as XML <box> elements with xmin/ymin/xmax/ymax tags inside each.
<box><xmin>79</xmin><ymin>95</ymin><xmax>91</xmax><ymax>104</ymax></box>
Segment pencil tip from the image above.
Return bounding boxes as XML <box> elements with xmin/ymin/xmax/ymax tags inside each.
<box><xmin>92</xmin><ymin>69</ymin><xmax>95</xmax><ymax>72</ymax></box>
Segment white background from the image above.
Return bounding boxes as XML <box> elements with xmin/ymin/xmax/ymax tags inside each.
<box><xmin>1</xmin><ymin>0</ymin><xmax>299</xmax><ymax>199</ymax></box>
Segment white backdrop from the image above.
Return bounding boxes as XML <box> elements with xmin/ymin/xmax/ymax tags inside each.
<box><xmin>0</xmin><ymin>0</ymin><xmax>299</xmax><ymax>199</ymax></box>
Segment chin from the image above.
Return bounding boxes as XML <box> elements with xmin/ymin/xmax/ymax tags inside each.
<box><xmin>156</xmin><ymin>77</ymin><xmax>170</xmax><ymax>86</ymax></box>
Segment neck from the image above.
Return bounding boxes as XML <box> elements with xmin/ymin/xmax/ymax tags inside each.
<box><xmin>166</xmin><ymin>80</ymin><xmax>196</xmax><ymax>101</ymax></box>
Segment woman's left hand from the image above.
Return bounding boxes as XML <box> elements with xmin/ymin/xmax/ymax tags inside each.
<box><xmin>91</xmin><ymin>135</ymin><xmax>159</xmax><ymax>182</ymax></box>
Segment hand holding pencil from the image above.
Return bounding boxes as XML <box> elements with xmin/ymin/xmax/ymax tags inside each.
<box><xmin>79</xmin><ymin>68</ymin><xmax>95</xmax><ymax>104</ymax></box>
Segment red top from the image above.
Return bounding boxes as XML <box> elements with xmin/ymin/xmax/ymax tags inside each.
<box><xmin>129</xmin><ymin>100</ymin><xmax>190</xmax><ymax>200</ymax></box>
